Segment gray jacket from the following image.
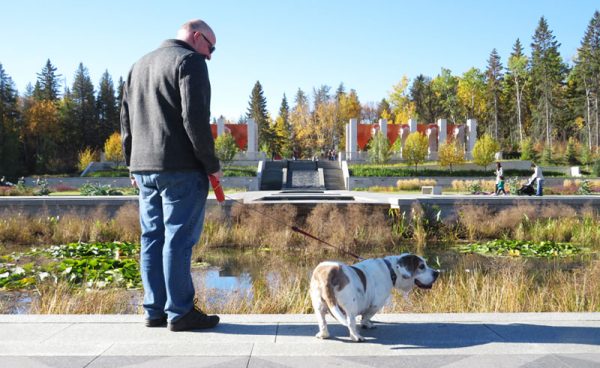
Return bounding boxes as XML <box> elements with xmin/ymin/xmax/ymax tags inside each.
<box><xmin>121</xmin><ymin>39</ymin><xmax>220</xmax><ymax>174</ymax></box>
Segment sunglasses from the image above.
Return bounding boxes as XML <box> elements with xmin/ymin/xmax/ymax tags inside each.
<box><xmin>199</xmin><ymin>32</ymin><xmax>215</xmax><ymax>54</ymax></box>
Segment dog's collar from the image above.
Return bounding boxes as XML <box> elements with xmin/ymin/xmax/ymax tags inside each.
<box><xmin>383</xmin><ymin>258</ymin><xmax>397</xmax><ymax>286</ymax></box>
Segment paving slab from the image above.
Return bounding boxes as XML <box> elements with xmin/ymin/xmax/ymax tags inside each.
<box><xmin>0</xmin><ymin>313</ymin><xmax>598</xmax><ymax>367</ymax></box>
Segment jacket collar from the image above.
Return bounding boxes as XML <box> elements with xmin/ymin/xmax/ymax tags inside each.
<box><xmin>160</xmin><ymin>39</ymin><xmax>197</xmax><ymax>53</ymax></box>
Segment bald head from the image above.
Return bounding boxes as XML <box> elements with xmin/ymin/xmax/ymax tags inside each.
<box><xmin>176</xmin><ymin>19</ymin><xmax>216</xmax><ymax>59</ymax></box>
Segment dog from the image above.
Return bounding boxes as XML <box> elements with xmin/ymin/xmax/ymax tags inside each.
<box><xmin>309</xmin><ymin>253</ymin><xmax>439</xmax><ymax>342</ymax></box>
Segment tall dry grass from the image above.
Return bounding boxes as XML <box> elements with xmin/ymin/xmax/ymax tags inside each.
<box><xmin>456</xmin><ymin>203</ymin><xmax>600</xmax><ymax>248</ymax></box>
<box><xmin>396</xmin><ymin>178</ymin><xmax>437</xmax><ymax>191</ymax></box>
<box><xmin>389</xmin><ymin>258</ymin><xmax>600</xmax><ymax>313</ymax></box>
<box><xmin>0</xmin><ymin>204</ymin><xmax>140</xmax><ymax>249</ymax></box>
<box><xmin>30</xmin><ymin>281</ymin><xmax>141</xmax><ymax>314</ymax></box>
<box><xmin>451</xmin><ymin>179</ymin><xmax>496</xmax><ymax>193</ymax></box>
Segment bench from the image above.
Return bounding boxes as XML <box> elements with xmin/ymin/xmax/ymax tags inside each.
<box><xmin>421</xmin><ymin>185</ymin><xmax>442</xmax><ymax>195</ymax></box>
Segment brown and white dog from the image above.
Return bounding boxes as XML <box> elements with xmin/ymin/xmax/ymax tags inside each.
<box><xmin>309</xmin><ymin>253</ymin><xmax>439</xmax><ymax>342</ymax></box>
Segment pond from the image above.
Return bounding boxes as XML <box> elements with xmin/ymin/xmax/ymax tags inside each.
<box><xmin>1</xmin><ymin>245</ymin><xmax>598</xmax><ymax>314</ymax></box>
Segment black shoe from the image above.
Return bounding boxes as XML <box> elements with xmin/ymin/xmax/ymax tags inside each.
<box><xmin>168</xmin><ymin>308</ymin><xmax>220</xmax><ymax>332</ymax></box>
<box><xmin>145</xmin><ymin>316</ymin><xmax>167</xmax><ymax>327</ymax></box>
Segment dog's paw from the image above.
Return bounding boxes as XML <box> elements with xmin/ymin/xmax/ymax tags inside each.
<box><xmin>350</xmin><ymin>334</ymin><xmax>365</xmax><ymax>342</ymax></box>
<box><xmin>316</xmin><ymin>331</ymin><xmax>330</xmax><ymax>339</ymax></box>
<box><xmin>361</xmin><ymin>321</ymin><xmax>376</xmax><ymax>329</ymax></box>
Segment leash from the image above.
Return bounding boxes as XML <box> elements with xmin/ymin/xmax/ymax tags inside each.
<box><xmin>209</xmin><ymin>176</ymin><xmax>364</xmax><ymax>261</ymax></box>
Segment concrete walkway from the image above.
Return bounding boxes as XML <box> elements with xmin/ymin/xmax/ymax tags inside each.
<box><xmin>0</xmin><ymin>313</ymin><xmax>598</xmax><ymax>367</ymax></box>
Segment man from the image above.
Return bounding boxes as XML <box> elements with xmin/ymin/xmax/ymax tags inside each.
<box><xmin>529</xmin><ymin>162</ymin><xmax>544</xmax><ymax>196</ymax></box>
<box><xmin>121</xmin><ymin>19</ymin><xmax>221</xmax><ymax>332</ymax></box>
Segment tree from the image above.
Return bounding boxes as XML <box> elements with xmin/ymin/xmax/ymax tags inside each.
<box><xmin>96</xmin><ymin>70</ymin><xmax>119</xmax><ymax>144</ymax></box>
<box><xmin>457</xmin><ymin>68</ymin><xmax>486</xmax><ymax>124</ymax></box>
<box><xmin>0</xmin><ymin>64</ymin><xmax>22</xmax><ymax>177</ymax></box>
<box><xmin>246</xmin><ymin>81</ymin><xmax>271</xmax><ymax>147</ymax></box>
<box><xmin>486</xmin><ymin>49</ymin><xmax>503</xmax><ymax>139</ymax></box>
<box><xmin>368</xmin><ymin>131</ymin><xmax>391</xmax><ymax>164</ymax></box>
<box><xmin>403</xmin><ymin>132</ymin><xmax>428</xmax><ymax>172</ymax></box>
<box><xmin>71</xmin><ymin>63</ymin><xmax>98</xmax><ymax>149</ymax></box>
<box><xmin>290</xmin><ymin>88</ymin><xmax>312</xmax><ymax>157</ymax></box>
<box><xmin>410</xmin><ymin>74</ymin><xmax>440</xmax><ymax>123</ymax></box>
<box><xmin>34</xmin><ymin>59</ymin><xmax>61</xmax><ymax>101</ymax></box>
<box><xmin>22</xmin><ymin>99</ymin><xmax>61</xmax><ymax>173</ymax></box>
<box><xmin>530</xmin><ymin>16</ymin><xmax>567</xmax><ymax>148</ymax></box>
<box><xmin>472</xmin><ymin>133</ymin><xmax>500</xmax><ymax>170</ymax></box>
<box><xmin>214</xmin><ymin>132</ymin><xmax>239</xmax><ymax>167</ymax></box>
<box><xmin>573</xmin><ymin>11</ymin><xmax>600</xmax><ymax>149</ymax></box>
<box><xmin>103</xmin><ymin>132</ymin><xmax>123</xmax><ymax>164</ymax></box>
<box><xmin>388</xmin><ymin>76</ymin><xmax>416</xmax><ymax>124</ymax></box>
<box><xmin>507</xmin><ymin>39</ymin><xmax>530</xmax><ymax>143</ymax></box>
<box><xmin>431</xmin><ymin>68</ymin><xmax>460</xmax><ymax>124</ymax></box>
<box><xmin>438</xmin><ymin>139</ymin><xmax>465</xmax><ymax>172</ymax></box>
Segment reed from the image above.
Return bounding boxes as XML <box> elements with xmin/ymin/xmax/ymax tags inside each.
<box><xmin>30</xmin><ymin>281</ymin><xmax>140</xmax><ymax>314</ymax></box>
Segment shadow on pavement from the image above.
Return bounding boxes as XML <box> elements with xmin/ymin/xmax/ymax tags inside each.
<box><xmin>213</xmin><ymin>321</ymin><xmax>600</xmax><ymax>348</ymax></box>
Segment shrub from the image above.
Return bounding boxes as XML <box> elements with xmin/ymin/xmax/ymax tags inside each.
<box><xmin>103</xmin><ymin>132</ymin><xmax>123</xmax><ymax>164</ymax></box>
<box><xmin>77</xmin><ymin>147</ymin><xmax>99</xmax><ymax>173</ymax></box>
<box><xmin>403</xmin><ymin>132</ymin><xmax>428</xmax><ymax>172</ymax></box>
<box><xmin>438</xmin><ymin>139</ymin><xmax>465</xmax><ymax>172</ymax></box>
<box><xmin>520</xmin><ymin>138</ymin><xmax>536</xmax><ymax>161</ymax></box>
<box><xmin>368</xmin><ymin>131</ymin><xmax>391</xmax><ymax>164</ymax></box>
<box><xmin>472</xmin><ymin>134</ymin><xmax>499</xmax><ymax>170</ymax></box>
<box><xmin>593</xmin><ymin>159</ymin><xmax>600</xmax><ymax>177</ymax></box>
<box><xmin>396</xmin><ymin>178</ymin><xmax>437</xmax><ymax>191</ymax></box>
<box><xmin>214</xmin><ymin>132</ymin><xmax>239</xmax><ymax>167</ymax></box>
<box><xmin>565</xmin><ymin>137</ymin><xmax>579</xmax><ymax>166</ymax></box>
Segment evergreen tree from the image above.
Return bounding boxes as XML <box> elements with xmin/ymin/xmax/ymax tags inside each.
<box><xmin>96</xmin><ymin>70</ymin><xmax>119</xmax><ymax>144</ymax></box>
<box><xmin>574</xmin><ymin>11</ymin><xmax>600</xmax><ymax>149</ymax></box>
<box><xmin>0</xmin><ymin>64</ymin><xmax>22</xmax><ymax>177</ymax></box>
<box><xmin>34</xmin><ymin>59</ymin><xmax>61</xmax><ymax>101</ymax></box>
<box><xmin>410</xmin><ymin>74</ymin><xmax>441</xmax><ymax>123</ymax></box>
<box><xmin>376</xmin><ymin>98</ymin><xmax>391</xmax><ymax>121</ymax></box>
<box><xmin>71</xmin><ymin>63</ymin><xmax>98</xmax><ymax>149</ymax></box>
<box><xmin>486</xmin><ymin>48</ymin><xmax>503</xmax><ymax>140</ymax></box>
<box><xmin>116</xmin><ymin>76</ymin><xmax>124</xmax><ymax>117</ymax></box>
<box><xmin>530</xmin><ymin>17</ymin><xmax>567</xmax><ymax>148</ymax></box>
<box><xmin>246</xmin><ymin>81</ymin><xmax>271</xmax><ymax>147</ymax></box>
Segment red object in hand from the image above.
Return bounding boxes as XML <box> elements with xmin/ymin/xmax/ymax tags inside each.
<box><xmin>209</xmin><ymin>174</ymin><xmax>225</xmax><ymax>202</ymax></box>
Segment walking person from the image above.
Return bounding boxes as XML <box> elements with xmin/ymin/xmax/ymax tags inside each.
<box><xmin>494</xmin><ymin>162</ymin><xmax>503</xmax><ymax>194</ymax></box>
<box><xmin>121</xmin><ymin>19</ymin><xmax>221</xmax><ymax>331</ymax></box>
<box><xmin>529</xmin><ymin>163</ymin><xmax>544</xmax><ymax>196</ymax></box>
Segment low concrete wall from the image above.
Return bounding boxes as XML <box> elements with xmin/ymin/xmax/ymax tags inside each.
<box><xmin>22</xmin><ymin>176</ymin><xmax>258</xmax><ymax>191</ymax></box>
<box><xmin>390</xmin><ymin>195</ymin><xmax>600</xmax><ymax>222</ymax></box>
<box><xmin>350</xmin><ymin>177</ymin><xmax>600</xmax><ymax>190</ymax></box>
<box><xmin>0</xmin><ymin>196</ymin><xmax>233</xmax><ymax>218</ymax></box>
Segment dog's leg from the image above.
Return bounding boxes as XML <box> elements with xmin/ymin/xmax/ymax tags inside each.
<box><xmin>346</xmin><ymin>314</ymin><xmax>365</xmax><ymax>342</ymax></box>
<box><xmin>360</xmin><ymin>311</ymin><xmax>377</xmax><ymax>329</ymax></box>
<box><xmin>312</xmin><ymin>297</ymin><xmax>330</xmax><ymax>339</ymax></box>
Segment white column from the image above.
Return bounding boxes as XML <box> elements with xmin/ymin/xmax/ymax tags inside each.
<box><xmin>378</xmin><ymin>118</ymin><xmax>387</xmax><ymax>138</ymax></box>
<box><xmin>408</xmin><ymin>118</ymin><xmax>417</xmax><ymax>133</ymax></box>
<box><xmin>346</xmin><ymin>118</ymin><xmax>358</xmax><ymax>161</ymax></box>
<box><xmin>466</xmin><ymin>119</ymin><xmax>478</xmax><ymax>160</ymax></box>
<box><xmin>437</xmin><ymin>119</ymin><xmax>447</xmax><ymax>146</ymax></box>
<box><xmin>247</xmin><ymin>118</ymin><xmax>259</xmax><ymax>159</ymax></box>
<box><xmin>217</xmin><ymin>116</ymin><xmax>225</xmax><ymax>136</ymax></box>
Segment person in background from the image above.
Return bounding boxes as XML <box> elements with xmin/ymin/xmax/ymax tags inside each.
<box><xmin>494</xmin><ymin>162</ymin><xmax>503</xmax><ymax>194</ymax></box>
<box><xmin>121</xmin><ymin>19</ymin><xmax>221</xmax><ymax>332</ymax></box>
<box><xmin>496</xmin><ymin>175</ymin><xmax>507</xmax><ymax>195</ymax></box>
<box><xmin>529</xmin><ymin>163</ymin><xmax>544</xmax><ymax>196</ymax></box>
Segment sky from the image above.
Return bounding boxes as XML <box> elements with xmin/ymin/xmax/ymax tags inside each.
<box><xmin>1</xmin><ymin>0</ymin><xmax>598</xmax><ymax>122</ymax></box>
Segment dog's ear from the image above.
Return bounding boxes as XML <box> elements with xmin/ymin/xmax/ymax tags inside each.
<box><xmin>398</xmin><ymin>266</ymin><xmax>412</xmax><ymax>279</ymax></box>
<box><xmin>397</xmin><ymin>255</ymin><xmax>421</xmax><ymax>279</ymax></box>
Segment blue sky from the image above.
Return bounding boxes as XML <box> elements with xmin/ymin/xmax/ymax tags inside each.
<box><xmin>1</xmin><ymin>0</ymin><xmax>598</xmax><ymax>121</ymax></box>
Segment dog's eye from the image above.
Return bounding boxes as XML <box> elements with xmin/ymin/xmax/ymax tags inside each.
<box><xmin>418</xmin><ymin>264</ymin><xmax>425</xmax><ymax>270</ymax></box>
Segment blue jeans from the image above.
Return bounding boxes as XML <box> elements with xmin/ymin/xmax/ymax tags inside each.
<box><xmin>536</xmin><ymin>179</ymin><xmax>544</xmax><ymax>196</ymax></box>
<box><xmin>133</xmin><ymin>171</ymin><xmax>208</xmax><ymax>322</ymax></box>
